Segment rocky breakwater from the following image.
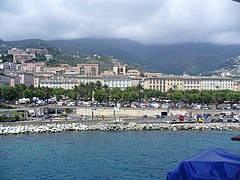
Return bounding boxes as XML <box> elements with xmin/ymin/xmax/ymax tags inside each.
<box><xmin>0</xmin><ymin>121</ymin><xmax>240</xmax><ymax>135</ymax></box>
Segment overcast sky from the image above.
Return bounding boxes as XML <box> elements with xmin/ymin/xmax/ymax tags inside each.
<box><xmin>0</xmin><ymin>0</ymin><xmax>240</xmax><ymax>45</ymax></box>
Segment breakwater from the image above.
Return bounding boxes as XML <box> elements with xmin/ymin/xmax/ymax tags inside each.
<box><xmin>1</xmin><ymin>121</ymin><xmax>240</xmax><ymax>135</ymax></box>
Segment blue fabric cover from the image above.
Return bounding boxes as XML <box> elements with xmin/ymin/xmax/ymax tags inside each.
<box><xmin>167</xmin><ymin>148</ymin><xmax>240</xmax><ymax>180</ymax></box>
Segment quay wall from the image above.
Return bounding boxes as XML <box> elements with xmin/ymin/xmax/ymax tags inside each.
<box><xmin>75</xmin><ymin>107</ymin><xmax>240</xmax><ymax>117</ymax></box>
<box><xmin>1</xmin><ymin>121</ymin><xmax>240</xmax><ymax>135</ymax></box>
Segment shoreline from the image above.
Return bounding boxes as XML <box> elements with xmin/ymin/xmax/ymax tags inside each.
<box><xmin>1</xmin><ymin>121</ymin><xmax>240</xmax><ymax>135</ymax></box>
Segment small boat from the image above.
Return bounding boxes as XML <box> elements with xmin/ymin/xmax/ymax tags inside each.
<box><xmin>231</xmin><ymin>134</ymin><xmax>240</xmax><ymax>141</ymax></box>
<box><xmin>167</xmin><ymin>148</ymin><xmax>240</xmax><ymax>180</ymax></box>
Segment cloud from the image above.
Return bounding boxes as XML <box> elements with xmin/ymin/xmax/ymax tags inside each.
<box><xmin>0</xmin><ymin>0</ymin><xmax>240</xmax><ymax>44</ymax></box>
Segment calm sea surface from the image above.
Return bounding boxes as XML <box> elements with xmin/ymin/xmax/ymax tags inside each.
<box><xmin>0</xmin><ymin>130</ymin><xmax>239</xmax><ymax>180</ymax></box>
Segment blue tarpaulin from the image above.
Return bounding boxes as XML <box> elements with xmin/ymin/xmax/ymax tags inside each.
<box><xmin>167</xmin><ymin>148</ymin><xmax>240</xmax><ymax>180</ymax></box>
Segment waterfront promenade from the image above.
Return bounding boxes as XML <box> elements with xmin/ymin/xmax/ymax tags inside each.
<box><xmin>1</xmin><ymin>106</ymin><xmax>240</xmax><ymax>135</ymax></box>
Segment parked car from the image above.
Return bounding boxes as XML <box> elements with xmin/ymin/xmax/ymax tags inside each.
<box><xmin>154</xmin><ymin>115</ymin><xmax>160</xmax><ymax>118</ymax></box>
<box><xmin>179</xmin><ymin>115</ymin><xmax>184</xmax><ymax>121</ymax></box>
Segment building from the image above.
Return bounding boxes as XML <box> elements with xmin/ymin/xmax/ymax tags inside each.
<box><xmin>127</xmin><ymin>69</ymin><xmax>140</xmax><ymax>78</ymax></box>
<box><xmin>45</xmin><ymin>54</ymin><xmax>53</xmax><ymax>60</ymax></box>
<box><xmin>0</xmin><ymin>62</ymin><xmax>17</xmax><ymax>73</ymax></box>
<box><xmin>26</xmin><ymin>48</ymin><xmax>48</xmax><ymax>55</ymax></box>
<box><xmin>113</xmin><ymin>64</ymin><xmax>127</xmax><ymax>75</ymax></box>
<box><xmin>0</xmin><ymin>71</ymin><xmax>11</xmax><ymax>86</ymax></box>
<box><xmin>234</xmin><ymin>80</ymin><xmax>240</xmax><ymax>91</ymax></box>
<box><xmin>102</xmin><ymin>74</ymin><xmax>132</xmax><ymax>90</ymax></box>
<box><xmin>7</xmin><ymin>48</ymin><xmax>26</xmax><ymax>55</ymax></box>
<box><xmin>39</xmin><ymin>75</ymin><xmax>102</xmax><ymax>89</ymax></box>
<box><xmin>182</xmin><ymin>77</ymin><xmax>201</xmax><ymax>90</ymax></box>
<box><xmin>201</xmin><ymin>76</ymin><xmax>234</xmax><ymax>90</ymax></box>
<box><xmin>130</xmin><ymin>77</ymin><xmax>143</xmax><ymax>87</ymax></box>
<box><xmin>39</xmin><ymin>76</ymin><xmax>79</xmax><ymax>89</ymax></box>
<box><xmin>143</xmin><ymin>75</ymin><xmax>183</xmax><ymax>92</ymax></box>
<box><xmin>13</xmin><ymin>54</ymin><xmax>36</xmax><ymax>63</ymax></box>
<box><xmin>143</xmin><ymin>75</ymin><xmax>236</xmax><ymax>92</ymax></box>
<box><xmin>20</xmin><ymin>62</ymin><xmax>46</xmax><ymax>73</ymax></box>
<box><xmin>77</xmin><ymin>64</ymin><xmax>99</xmax><ymax>76</ymax></box>
<box><xmin>11</xmin><ymin>72</ymin><xmax>34</xmax><ymax>87</ymax></box>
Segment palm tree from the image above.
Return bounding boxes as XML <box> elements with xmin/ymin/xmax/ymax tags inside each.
<box><xmin>73</xmin><ymin>85</ymin><xmax>79</xmax><ymax>104</ymax></box>
<box><xmin>103</xmin><ymin>84</ymin><xmax>110</xmax><ymax>106</ymax></box>
<box><xmin>88</xmin><ymin>82</ymin><xmax>96</xmax><ymax>105</ymax></box>
<box><xmin>136</xmin><ymin>83</ymin><xmax>143</xmax><ymax>107</ymax></box>
<box><xmin>95</xmin><ymin>80</ymin><xmax>102</xmax><ymax>90</ymax></box>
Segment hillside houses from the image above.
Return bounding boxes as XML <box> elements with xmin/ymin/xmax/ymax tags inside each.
<box><xmin>0</xmin><ymin>47</ymin><xmax>240</xmax><ymax>91</ymax></box>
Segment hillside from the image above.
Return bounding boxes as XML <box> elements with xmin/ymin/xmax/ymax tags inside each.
<box><xmin>47</xmin><ymin>39</ymin><xmax>240</xmax><ymax>75</ymax></box>
<box><xmin>1</xmin><ymin>38</ymin><xmax>240</xmax><ymax>75</ymax></box>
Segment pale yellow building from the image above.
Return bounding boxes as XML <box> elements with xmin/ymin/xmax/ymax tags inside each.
<box><xmin>143</xmin><ymin>75</ymin><xmax>235</xmax><ymax>92</ymax></box>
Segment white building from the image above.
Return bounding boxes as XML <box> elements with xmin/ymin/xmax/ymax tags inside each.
<box><xmin>201</xmin><ymin>76</ymin><xmax>234</xmax><ymax>90</ymax></box>
<box><xmin>38</xmin><ymin>75</ymin><xmax>102</xmax><ymax>89</ymax></box>
<box><xmin>102</xmin><ymin>75</ymin><xmax>132</xmax><ymax>90</ymax></box>
<box><xmin>127</xmin><ymin>69</ymin><xmax>140</xmax><ymax>78</ymax></box>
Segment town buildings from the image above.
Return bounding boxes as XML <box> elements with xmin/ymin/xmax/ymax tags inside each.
<box><xmin>1</xmin><ymin>47</ymin><xmax>240</xmax><ymax>92</ymax></box>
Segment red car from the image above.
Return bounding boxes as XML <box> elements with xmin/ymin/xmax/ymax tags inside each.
<box><xmin>178</xmin><ymin>115</ymin><xmax>184</xmax><ymax>121</ymax></box>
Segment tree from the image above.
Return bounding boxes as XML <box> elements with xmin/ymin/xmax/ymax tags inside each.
<box><xmin>42</xmin><ymin>87</ymin><xmax>53</xmax><ymax>103</ymax></box>
<box><xmin>94</xmin><ymin>89</ymin><xmax>105</xmax><ymax>104</ymax></box>
<box><xmin>103</xmin><ymin>84</ymin><xmax>110</xmax><ymax>105</ymax></box>
<box><xmin>110</xmin><ymin>87</ymin><xmax>122</xmax><ymax>105</ymax></box>
<box><xmin>73</xmin><ymin>85</ymin><xmax>79</xmax><ymax>103</ymax></box>
<box><xmin>88</xmin><ymin>82</ymin><xmax>96</xmax><ymax>105</ymax></box>
<box><xmin>136</xmin><ymin>83</ymin><xmax>143</xmax><ymax>107</ymax></box>
<box><xmin>95</xmin><ymin>81</ymin><xmax>102</xmax><ymax>90</ymax></box>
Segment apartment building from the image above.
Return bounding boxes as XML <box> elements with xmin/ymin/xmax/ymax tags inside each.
<box><xmin>201</xmin><ymin>76</ymin><xmax>234</xmax><ymax>90</ymax></box>
<box><xmin>26</xmin><ymin>48</ymin><xmax>48</xmax><ymax>55</ymax></box>
<box><xmin>77</xmin><ymin>64</ymin><xmax>99</xmax><ymax>76</ymax></box>
<box><xmin>143</xmin><ymin>75</ymin><xmax>236</xmax><ymax>92</ymax></box>
<box><xmin>0</xmin><ymin>70</ymin><xmax>11</xmax><ymax>86</ymax></box>
<box><xmin>144</xmin><ymin>76</ymin><xmax>182</xmax><ymax>92</ymax></box>
<box><xmin>11</xmin><ymin>72</ymin><xmax>34</xmax><ymax>87</ymax></box>
<box><xmin>0</xmin><ymin>62</ymin><xmax>17</xmax><ymax>73</ymax></box>
<box><xmin>7</xmin><ymin>48</ymin><xmax>26</xmax><ymax>55</ymax></box>
<box><xmin>102</xmin><ymin>74</ymin><xmax>132</xmax><ymax>90</ymax></box>
<box><xmin>13</xmin><ymin>54</ymin><xmax>36</xmax><ymax>63</ymax></box>
<box><xmin>39</xmin><ymin>76</ymin><xmax>79</xmax><ymax>89</ymax></box>
<box><xmin>182</xmin><ymin>77</ymin><xmax>201</xmax><ymax>90</ymax></box>
<box><xmin>20</xmin><ymin>62</ymin><xmax>46</xmax><ymax>73</ymax></box>
<box><xmin>127</xmin><ymin>69</ymin><xmax>140</xmax><ymax>78</ymax></box>
<box><xmin>39</xmin><ymin>75</ymin><xmax>102</xmax><ymax>89</ymax></box>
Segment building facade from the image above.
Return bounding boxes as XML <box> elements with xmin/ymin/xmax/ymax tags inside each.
<box><xmin>143</xmin><ymin>75</ymin><xmax>236</xmax><ymax>92</ymax></box>
<box><xmin>0</xmin><ymin>73</ymin><xmax>11</xmax><ymax>86</ymax></box>
<box><xmin>26</xmin><ymin>48</ymin><xmax>48</xmax><ymax>55</ymax></box>
<box><xmin>113</xmin><ymin>64</ymin><xmax>127</xmax><ymax>75</ymax></box>
<box><xmin>77</xmin><ymin>64</ymin><xmax>99</xmax><ymax>76</ymax></box>
<box><xmin>11</xmin><ymin>72</ymin><xmax>34</xmax><ymax>87</ymax></box>
<box><xmin>127</xmin><ymin>69</ymin><xmax>140</xmax><ymax>78</ymax></box>
<box><xmin>102</xmin><ymin>75</ymin><xmax>132</xmax><ymax>90</ymax></box>
<box><xmin>13</xmin><ymin>54</ymin><xmax>36</xmax><ymax>63</ymax></box>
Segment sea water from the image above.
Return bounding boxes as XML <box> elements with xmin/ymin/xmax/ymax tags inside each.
<box><xmin>0</xmin><ymin>130</ymin><xmax>239</xmax><ymax>180</ymax></box>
